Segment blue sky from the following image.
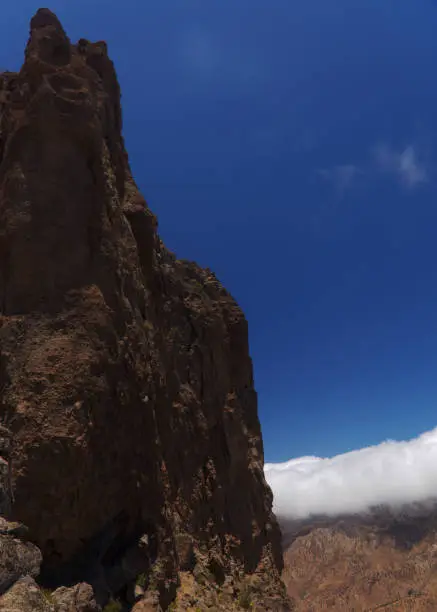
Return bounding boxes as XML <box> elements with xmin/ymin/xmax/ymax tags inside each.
<box><xmin>4</xmin><ymin>1</ymin><xmax>437</xmax><ymax>462</ymax></box>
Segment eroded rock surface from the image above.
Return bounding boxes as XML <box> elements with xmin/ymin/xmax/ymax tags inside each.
<box><xmin>0</xmin><ymin>521</ymin><xmax>41</xmax><ymax>597</ymax></box>
<box><xmin>0</xmin><ymin>8</ymin><xmax>288</xmax><ymax>611</ymax></box>
<box><xmin>52</xmin><ymin>583</ymin><xmax>100</xmax><ymax>612</ymax></box>
<box><xmin>0</xmin><ymin>577</ymin><xmax>53</xmax><ymax>612</ymax></box>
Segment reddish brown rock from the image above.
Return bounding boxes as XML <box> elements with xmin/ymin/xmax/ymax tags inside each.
<box><xmin>0</xmin><ymin>9</ymin><xmax>288</xmax><ymax>611</ymax></box>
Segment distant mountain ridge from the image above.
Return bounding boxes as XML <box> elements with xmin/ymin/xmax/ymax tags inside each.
<box><xmin>281</xmin><ymin>500</ymin><xmax>437</xmax><ymax>610</ymax></box>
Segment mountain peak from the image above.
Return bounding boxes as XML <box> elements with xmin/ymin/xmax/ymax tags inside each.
<box><xmin>30</xmin><ymin>8</ymin><xmax>65</xmax><ymax>32</ymax></box>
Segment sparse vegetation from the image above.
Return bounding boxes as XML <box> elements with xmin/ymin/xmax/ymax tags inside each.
<box><xmin>41</xmin><ymin>588</ymin><xmax>54</xmax><ymax>603</ymax></box>
<box><xmin>148</xmin><ymin>559</ymin><xmax>164</xmax><ymax>591</ymax></box>
<box><xmin>102</xmin><ymin>598</ymin><xmax>123</xmax><ymax>612</ymax></box>
<box><xmin>144</xmin><ymin>319</ymin><xmax>154</xmax><ymax>331</ymax></box>
<box><xmin>237</xmin><ymin>585</ymin><xmax>253</xmax><ymax>609</ymax></box>
<box><xmin>136</xmin><ymin>572</ymin><xmax>148</xmax><ymax>588</ymax></box>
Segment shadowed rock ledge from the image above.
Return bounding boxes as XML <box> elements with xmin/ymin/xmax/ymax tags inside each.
<box><xmin>0</xmin><ymin>8</ymin><xmax>289</xmax><ymax>612</ymax></box>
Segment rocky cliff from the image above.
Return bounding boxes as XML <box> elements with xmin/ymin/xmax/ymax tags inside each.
<box><xmin>0</xmin><ymin>9</ymin><xmax>289</xmax><ymax>611</ymax></box>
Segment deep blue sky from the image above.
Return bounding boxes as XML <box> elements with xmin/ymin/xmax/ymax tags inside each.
<box><xmin>3</xmin><ymin>1</ymin><xmax>437</xmax><ymax>462</ymax></box>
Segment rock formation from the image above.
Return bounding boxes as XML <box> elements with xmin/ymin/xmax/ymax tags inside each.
<box><xmin>0</xmin><ymin>9</ymin><xmax>289</xmax><ymax>611</ymax></box>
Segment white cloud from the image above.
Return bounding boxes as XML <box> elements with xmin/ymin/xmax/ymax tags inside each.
<box><xmin>374</xmin><ymin>143</ymin><xmax>428</xmax><ymax>188</ymax></box>
<box><xmin>318</xmin><ymin>144</ymin><xmax>429</xmax><ymax>196</ymax></box>
<box><xmin>265</xmin><ymin>427</ymin><xmax>437</xmax><ymax>521</ymax></box>
<box><xmin>317</xmin><ymin>164</ymin><xmax>361</xmax><ymax>197</ymax></box>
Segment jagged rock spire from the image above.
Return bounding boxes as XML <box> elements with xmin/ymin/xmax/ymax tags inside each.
<box><xmin>30</xmin><ymin>8</ymin><xmax>65</xmax><ymax>32</ymax></box>
<box><xmin>27</xmin><ymin>8</ymin><xmax>70</xmax><ymax>66</ymax></box>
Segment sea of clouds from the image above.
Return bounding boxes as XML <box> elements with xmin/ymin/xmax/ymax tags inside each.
<box><xmin>264</xmin><ymin>427</ymin><xmax>437</xmax><ymax>520</ymax></box>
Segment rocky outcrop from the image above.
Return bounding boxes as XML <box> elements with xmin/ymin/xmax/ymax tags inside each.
<box><xmin>0</xmin><ymin>575</ymin><xmax>100</xmax><ymax>612</ymax></box>
<box><xmin>0</xmin><ymin>9</ymin><xmax>288</xmax><ymax>611</ymax></box>
<box><xmin>0</xmin><ymin>577</ymin><xmax>53</xmax><ymax>612</ymax></box>
<box><xmin>0</xmin><ymin>519</ymin><xmax>42</xmax><ymax>596</ymax></box>
<box><xmin>52</xmin><ymin>583</ymin><xmax>100</xmax><ymax>612</ymax></box>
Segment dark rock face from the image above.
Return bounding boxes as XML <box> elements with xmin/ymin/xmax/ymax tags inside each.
<box><xmin>0</xmin><ymin>519</ymin><xmax>100</xmax><ymax>612</ymax></box>
<box><xmin>0</xmin><ymin>9</ymin><xmax>288</xmax><ymax>610</ymax></box>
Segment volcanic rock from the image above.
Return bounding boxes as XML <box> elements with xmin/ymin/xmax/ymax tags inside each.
<box><xmin>0</xmin><ymin>577</ymin><xmax>53</xmax><ymax>612</ymax></box>
<box><xmin>0</xmin><ymin>521</ymin><xmax>42</xmax><ymax>596</ymax></box>
<box><xmin>52</xmin><ymin>583</ymin><xmax>100</xmax><ymax>612</ymax></box>
<box><xmin>0</xmin><ymin>8</ymin><xmax>288</xmax><ymax>611</ymax></box>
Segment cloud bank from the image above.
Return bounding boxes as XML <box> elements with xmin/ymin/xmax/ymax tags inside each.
<box><xmin>265</xmin><ymin>427</ymin><xmax>437</xmax><ymax>520</ymax></box>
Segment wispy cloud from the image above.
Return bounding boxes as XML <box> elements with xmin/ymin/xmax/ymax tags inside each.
<box><xmin>374</xmin><ymin>143</ymin><xmax>428</xmax><ymax>188</ymax></box>
<box><xmin>317</xmin><ymin>165</ymin><xmax>361</xmax><ymax>198</ymax></box>
<box><xmin>318</xmin><ymin>143</ymin><xmax>429</xmax><ymax>196</ymax></box>
<box><xmin>265</xmin><ymin>427</ymin><xmax>437</xmax><ymax>520</ymax></box>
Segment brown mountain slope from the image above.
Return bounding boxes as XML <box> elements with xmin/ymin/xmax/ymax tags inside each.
<box><xmin>0</xmin><ymin>9</ymin><xmax>289</xmax><ymax>611</ymax></box>
<box><xmin>282</xmin><ymin>506</ymin><xmax>437</xmax><ymax>611</ymax></box>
